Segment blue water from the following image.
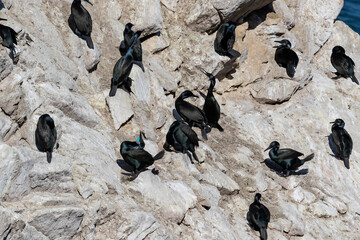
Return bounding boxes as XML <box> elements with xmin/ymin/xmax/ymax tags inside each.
<box><xmin>337</xmin><ymin>0</ymin><xmax>360</xmax><ymax>34</ymax></box>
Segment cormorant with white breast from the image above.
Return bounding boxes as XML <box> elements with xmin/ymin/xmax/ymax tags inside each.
<box><xmin>175</xmin><ymin>90</ymin><xmax>209</xmax><ymax>140</ymax></box>
<box><xmin>330</xmin><ymin>119</ymin><xmax>353</xmax><ymax>169</ymax></box>
<box><xmin>0</xmin><ymin>18</ymin><xmax>18</xmax><ymax>60</ymax></box>
<box><xmin>121</xmin><ymin>132</ymin><xmax>164</xmax><ymax>180</ymax></box>
<box><xmin>119</xmin><ymin>23</ymin><xmax>144</xmax><ymax>72</ymax></box>
<box><xmin>71</xmin><ymin>0</ymin><xmax>94</xmax><ymax>49</ymax></box>
<box><xmin>35</xmin><ymin>114</ymin><xmax>57</xmax><ymax>163</ymax></box>
<box><xmin>163</xmin><ymin>121</ymin><xmax>200</xmax><ymax>163</ymax></box>
<box><xmin>214</xmin><ymin>22</ymin><xmax>236</xmax><ymax>58</ymax></box>
<box><xmin>274</xmin><ymin>39</ymin><xmax>299</xmax><ymax>78</ymax></box>
<box><xmin>247</xmin><ymin>193</ymin><xmax>270</xmax><ymax>240</ymax></box>
<box><xmin>331</xmin><ymin>46</ymin><xmax>358</xmax><ymax>85</ymax></box>
<box><xmin>109</xmin><ymin>31</ymin><xmax>142</xmax><ymax>96</ymax></box>
<box><xmin>200</xmin><ymin>68</ymin><xmax>224</xmax><ymax>132</ymax></box>
<box><xmin>264</xmin><ymin>141</ymin><xmax>314</xmax><ymax>176</ymax></box>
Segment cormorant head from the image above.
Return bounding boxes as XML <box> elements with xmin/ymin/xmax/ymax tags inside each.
<box><xmin>136</xmin><ymin>131</ymin><xmax>145</xmax><ymax>148</ymax></box>
<box><xmin>39</xmin><ymin>114</ymin><xmax>55</xmax><ymax>129</ymax></box>
<box><xmin>330</xmin><ymin>118</ymin><xmax>345</xmax><ymax>128</ymax></box>
<box><xmin>264</xmin><ymin>141</ymin><xmax>280</xmax><ymax>152</ymax></box>
<box><xmin>226</xmin><ymin>23</ymin><xmax>236</xmax><ymax>32</ymax></box>
<box><xmin>275</xmin><ymin>39</ymin><xmax>292</xmax><ymax>49</ymax></box>
<box><xmin>179</xmin><ymin>90</ymin><xmax>198</xmax><ymax>100</ymax></box>
<box><xmin>254</xmin><ymin>193</ymin><xmax>262</xmax><ymax>203</ymax></box>
<box><xmin>125</xmin><ymin>23</ymin><xmax>134</xmax><ymax>31</ymax></box>
<box><xmin>199</xmin><ymin>68</ymin><xmax>216</xmax><ymax>85</ymax></box>
<box><xmin>332</xmin><ymin>46</ymin><xmax>345</xmax><ymax>54</ymax></box>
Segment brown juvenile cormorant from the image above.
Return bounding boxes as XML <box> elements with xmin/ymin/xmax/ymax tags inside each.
<box><xmin>35</xmin><ymin>114</ymin><xmax>57</xmax><ymax>163</ymax></box>
<box><xmin>214</xmin><ymin>22</ymin><xmax>236</xmax><ymax>58</ymax></box>
<box><xmin>121</xmin><ymin>132</ymin><xmax>164</xmax><ymax>180</ymax></box>
<box><xmin>200</xmin><ymin>69</ymin><xmax>223</xmax><ymax>132</ymax></box>
<box><xmin>109</xmin><ymin>31</ymin><xmax>142</xmax><ymax>96</ymax></box>
<box><xmin>247</xmin><ymin>193</ymin><xmax>270</xmax><ymax>240</ymax></box>
<box><xmin>175</xmin><ymin>90</ymin><xmax>209</xmax><ymax>139</ymax></box>
<box><xmin>71</xmin><ymin>0</ymin><xmax>94</xmax><ymax>49</ymax></box>
<box><xmin>331</xmin><ymin>46</ymin><xmax>358</xmax><ymax>85</ymax></box>
<box><xmin>330</xmin><ymin>119</ymin><xmax>353</xmax><ymax>169</ymax></box>
<box><xmin>274</xmin><ymin>39</ymin><xmax>299</xmax><ymax>78</ymax></box>
<box><xmin>264</xmin><ymin>141</ymin><xmax>314</xmax><ymax>176</ymax></box>
<box><xmin>163</xmin><ymin>121</ymin><xmax>200</xmax><ymax>163</ymax></box>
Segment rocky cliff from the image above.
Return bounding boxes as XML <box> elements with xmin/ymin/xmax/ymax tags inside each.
<box><xmin>0</xmin><ymin>0</ymin><xmax>360</xmax><ymax>239</ymax></box>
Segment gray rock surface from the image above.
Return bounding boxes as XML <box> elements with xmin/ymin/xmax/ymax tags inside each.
<box><xmin>0</xmin><ymin>0</ymin><xmax>359</xmax><ymax>239</ymax></box>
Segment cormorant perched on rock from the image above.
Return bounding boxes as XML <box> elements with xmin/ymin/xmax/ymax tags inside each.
<box><xmin>71</xmin><ymin>0</ymin><xmax>94</xmax><ymax>49</ymax></box>
<box><xmin>264</xmin><ymin>141</ymin><xmax>314</xmax><ymax>176</ymax></box>
<box><xmin>331</xmin><ymin>46</ymin><xmax>358</xmax><ymax>85</ymax></box>
<box><xmin>330</xmin><ymin>119</ymin><xmax>353</xmax><ymax>169</ymax></box>
<box><xmin>163</xmin><ymin>121</ymin><xmax>200</xmax><ymax>163</ymax></box>
<box><xmin>247</xmin><ymin>193</ymin><xmax>270</xmax><ymax>240</ymax></box>
<box><xmin>274</xmin><ymin>39</ymin><xmax>299</xmax><ymax>78</ymax></box>
<box><xmin>35</xmin><ymin>114</ymin><xmax>57</xmax><ymax>163</ymax></box>
<box><xmin>200</xmin><ymin>69</ymin><xmax>223</xmax><ymax>132</ymax></box>
<box><xmin>109</xmin><ymin>31</ymin><xmax>142</xmax><ymax>96</ymax></box>
<box><xmin>119</xmin><ymin>23</ymin><xmax>144</xmax><ymax>72</ymax></box>
<box><xmin>120</xmin><ymin>132</ymin><xmax>164</xmax><ymax>180</ymax></box>
<box><xmin>0</xmin><ymin>18</ymin><xmax>17</xmax><ymax>58</ymax></box>
<box><xmin>214</xmin><ymin>22</ymin><xmax>236</xmax><ymax>58</ymax></box>
<box><xmin>175</xmin><ymin>90</ymin><xmax>209</xmax><ymax>140</ymax></box>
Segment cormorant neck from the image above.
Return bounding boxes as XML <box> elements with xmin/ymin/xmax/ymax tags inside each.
<box><xmin>269</xmin><ymin>147</ymin><xmax>278</xmax><ymax>158</ymax></box>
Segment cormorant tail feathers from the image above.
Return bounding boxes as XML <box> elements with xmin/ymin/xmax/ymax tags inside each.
<box><xmin>192</xmin><ymin>151</ymin><xmax>199</xmax><ymax>163</ymax></box>
<box><xmin>259</xmin><ymin>227</ymin><xmax>267</xmax><ymax>240</ymax></box>
<box><xmin>134</xmin><ymin>61</ymin><xmax>145</xmax><ymax>72</ymax></box>
<box><xmin>47</xmin><ymin>151</ymin><xmax>52</xmax><ymax>163</ymax></box>
<box><xmin>85</xmin><ymin>36</ymin><xmax>94</xmax><ymax>49</ymax></box>
<box><xmin>153</xmin><ymin>150</ymin><xmax>165</xmax><ymax>161</ymax></box>
<box><xmin>286</xmin><ymin>62</ymin><xmax>296</xmax><ymax>78</ymax></box>
<box><xmin>350</xmin><ymin>75</ymin><xmax>359</xmax><ymax>85</ymax></box>
<box><xmin>213</xmin><ymin>123</ymin><xmax>224</xmax><ymax>132</ymax></box>
<box><xmin>343</xmin><ymin>157</ymin><xmax>350</xmax><ymax>169</ymax></box>
<box><xmin>109</xmin><ymin>81</ymin><xmax>117</xmax><ymax>96</ymax></box>
<box><xmin>201</xmin><ymin>128</ymin><xmax>208</xmax><ymax>141</ymax></box>
<box><xmin>303</xmin><ymin>153</ymin><xmax>314</xmax><ymax>162</ymax></box>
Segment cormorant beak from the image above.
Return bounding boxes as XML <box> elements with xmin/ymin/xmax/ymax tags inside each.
<box><xmin>274</xmin><ymin>40</ymin><xmax>282</xmax><ymax>43</ymax></box>
<box><xmin>273</xmin><ymin>46</ymin><xmax>279</xmax><ymax>48</ymax></box>
<box><xmin>330</xmin><ymin>121</ymin><xmax>335</xmax><ymax>124</ymax></box>
<box><xmin>264</xmin><ymin>146</ymin><xmax>271</xmax><ymax>152</ymax></box>
<box><xmin>199</xmin><ymin>68</ymin><xmax>212</xmax><ymax>78</ymax></box>
<box><xmin>0</xmin><ymin>18</ymin><xmax>7</xmax><ymax>21</ymax></box>
<box><xmin>83</xmin><ymin>0</ymin><xmax>93</xmax><ymax>6</ymax></box>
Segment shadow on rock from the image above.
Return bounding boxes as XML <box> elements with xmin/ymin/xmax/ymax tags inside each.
<box><xmin>263</xmin><ymin>158</ymin><xmax>309</xmax><ymax>177</ymax></box>
<box><xmin>245</xmin><ymin>3</ymin><xmax>275</xmax><ymax>30</ymax></box>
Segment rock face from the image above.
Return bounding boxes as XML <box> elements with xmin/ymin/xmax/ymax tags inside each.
<box><xmin>0</xmin><ymin>0</ymin><xmax>360</xmax><ymax>239</ymax></box>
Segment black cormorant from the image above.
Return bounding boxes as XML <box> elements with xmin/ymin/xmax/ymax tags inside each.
<box><xmin>120</xmin><ymin>132</ymin><xmax>164</xmax><ymax>180</ymax></box>
<box><xmin>175</xmin><ymin>90</ymin><xmax>209</xmax><ymax>139</ymax></box>
<box><xmin>109</xmin><ymin>31</ymin><xmax>142</xmax><ymax>96</ymax></box>
<box><xmin>247</xmin><ymin>193</ymin><xmax>270</xmax><ymax>240</ymax></box>
<box><xmin>163</xmin><ymin>121</ymin><xmax>200</xmax><ymax>163</ymax></box>
<box><xmin>0</xmin><ymin>18</ymin><xmax>17</xmax><ymax>59</ymax></box>
<box><xmin>214</xmin><ymin>22</ymin><xmax>236</xmax><ymax>58</ymax></box>
<box><xmin>274</xmin><ymin>39</ymin><xmax>299</xmax><ymax>78</ymax></box>
<box><xmin>264</xmin><ymin>141</ymin><xmax>314</xmax><ymax>176</ymax></box>
<box><xmin>200</xmin><ymin>69</ymin><xmax>223</xmax><ymax>132</ymax></box>
<box><xmin>119</xmin><ymin>23</ymin><xmax>144</xmax><ymax>72</ymax></box>
<box><xmin>71</xmin><ymin>0</ymin><xmax>94</xmax><ymax>49</ymax></box>
<box><xmin>330</xmin><ymin>119</ymin><xmax>353</xmax><ymax>169</ymax></box>
<box><xmin>331</xmin><ymin>46</ymin><xmax>358</xmax><ymax>85</ymax></box>
<box><xmin>35</xmin><ymin>114</ymin><xmax>57</xmax><ymax>163</ymax></box>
